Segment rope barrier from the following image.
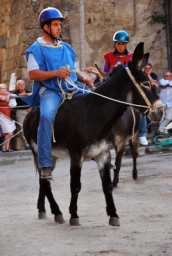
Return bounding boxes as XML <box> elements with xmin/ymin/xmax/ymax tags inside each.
<box><xmin>153</xmin><ymin>134</ymin><xmax>172</xmax><ymax>150</ymax></box>
<box><xmin>0</xmin><ymin>112</ymin><xmax>23</xmax><ymax>147</ymax></box>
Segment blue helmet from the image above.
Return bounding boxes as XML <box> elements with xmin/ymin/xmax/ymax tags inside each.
<box><xmin>113</xmin><ymin>30</ymin><xmax>129</xmax><ymax>43</ymax></box>
<box><xmin>39</xmin><ymin>7</ymin><xmax>65</xmax><ymax>28</ymax></box>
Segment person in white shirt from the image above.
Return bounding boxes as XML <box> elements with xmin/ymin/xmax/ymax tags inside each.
<box><xmin>157</xmin><ymin>71</ymin><xmax>172</xmax><ymax>135</ymax></box>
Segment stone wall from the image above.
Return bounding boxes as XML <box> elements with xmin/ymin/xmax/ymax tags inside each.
<box><xmin>0</xmin><ymin>0</ymin><xmax>168</xmax><ymax>87</ymax></box>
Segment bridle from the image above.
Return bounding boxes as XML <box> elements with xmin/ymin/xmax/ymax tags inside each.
<box><xmin>58</xmin><ymin>65</ymin><xmax>161</xmax><ymax>115</ymax></box>
<box><xmin>125</xmin><ymin>67</ymin><xmax>157</xmax><ymax>114</ymax></box>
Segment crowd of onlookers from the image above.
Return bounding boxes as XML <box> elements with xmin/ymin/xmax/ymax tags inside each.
<box><xmin>139</xmin><ymin>64</ymin><xmax>172</xmax><ymax>145</ymax></box>
<box><xmin>0</xmin><ymin>79</ymin><xmax>31</xmax><ymax>152</ymax></box>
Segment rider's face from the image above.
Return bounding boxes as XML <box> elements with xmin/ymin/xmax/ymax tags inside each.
<box><xmin>45</xmin><ymin>19</ymin><xmax>62</xmax><ymax>38</ymax></box>
<box><xmin>115</xmin><ymin>42</ymin><xmax>127</xmax><ymax>54</ymax></box>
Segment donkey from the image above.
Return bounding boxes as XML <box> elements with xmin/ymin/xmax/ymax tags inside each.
<box><xmin>112</xmin><ymin>107</ymin><xmax>140</xmax><ymax>187</ymax></box>
<box><xmin>23</xmin><ymin>42</ymin><xmax>164</xmax><ymax>227</ymax></box>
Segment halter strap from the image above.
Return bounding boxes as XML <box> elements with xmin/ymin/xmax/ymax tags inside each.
<box><xmin>125</xmin><ymin>66</ymin><xmax>152</xmax><ymax>113</ymax></box>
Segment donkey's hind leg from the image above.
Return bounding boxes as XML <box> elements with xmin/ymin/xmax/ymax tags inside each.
<box><xmin>39</xmin><ymin>177</ymin><xmax>65</xmax><ymax>224</ymax></box>
<box><xmin>129</xmin><ymin>134</ymin><xmax>139</xmax><ymax>180</ymax></box>
<box><xmin>113</xmin><ymin>141</ymin><xmax>126</xmax><ymax>187</ymax></box>
<box><xmin>96</xmin><ymin>152</ymin><xmax>120</xmax><ymax>226</ymax></box>
<box><xmin>113</xmin><ymin>146</ymin><xmax>125</xmax><ymax>187</ymax></box>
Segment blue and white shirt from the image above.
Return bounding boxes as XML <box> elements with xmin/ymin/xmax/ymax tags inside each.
<box><xmin>158</xmin><ymin>78</ymin><xmax>172</xmax><ymax>107</ymax></box>
<box><xmin>24</xmin><ymin>37</ymin><xmax>90</xmax><ymax>106</ymax></box>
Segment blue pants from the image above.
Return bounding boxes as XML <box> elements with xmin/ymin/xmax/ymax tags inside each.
<box><xmin>138</xmin><ymin>115</ymin><xmax>147</xmax><ymax>137</ymax></box>
<box><xmin>38</xmin><ymin>88</ymin><xmax>90</xmax><ymax>168</ymax></box>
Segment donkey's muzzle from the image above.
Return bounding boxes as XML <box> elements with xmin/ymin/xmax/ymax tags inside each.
<box><xmin>148</xmin><ymin>100</ymin><xmax>164</xmax><ymax>122</ymax></box>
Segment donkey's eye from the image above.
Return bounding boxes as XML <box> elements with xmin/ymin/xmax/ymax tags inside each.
<box><xmin>142</xmin><ymin>81</ymin><xmax>151</xmax><ymax>88</ymax></box>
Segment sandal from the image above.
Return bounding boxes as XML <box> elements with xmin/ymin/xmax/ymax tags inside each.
<box><xmin>7</xmin><ymin>149</ymin><xmax>14</xmax><ymax>152</ymax></box>
<box><xmin>2</xmin><ymin>148</ymin><xmax>7</xmax><ymax>152</ymax></box>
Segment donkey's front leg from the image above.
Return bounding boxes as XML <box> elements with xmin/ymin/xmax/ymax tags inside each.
<box><xmin>37</xmin><ymin>177</ymin><xmax>47</xmax><ymax>219</ymax></box>
<box><xmin>40</xmin><ymin>177</ymin><xmax>65</xmax><ymax>223</ymax></box>
<box><xmin>69</xmin><ymin>159</ymin><xmax>82</xmax><ymax>226</ymax></box>
<box><xmin>96</xmin><ymin>152</ymin><xmax>120</xmax><ymax>226</ymax></box>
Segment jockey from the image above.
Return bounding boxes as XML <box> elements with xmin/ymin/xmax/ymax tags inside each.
<box><xmin>103</xmin><ymin>30</ymin><xmax>133</xmax><ymax>73</ymax></box>
<box><xmin>24</xmin><ymin>7</ymin><xmax>91</xmax><ymax>179</ymax></box>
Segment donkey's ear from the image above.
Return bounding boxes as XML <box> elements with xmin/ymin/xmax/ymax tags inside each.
<box><xmin>132</xmin><ymin>42</ymin><xmax>144</xmax><ymax>70</ymax></box>
<box><xmin>140</xmin><ymin>52</ymin><xmax>150</xmax><ymax>70</ymax></box>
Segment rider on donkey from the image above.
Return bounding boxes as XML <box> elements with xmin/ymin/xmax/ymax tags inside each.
<box><xmin>103</xmin><ymin>30</ymin><xmax>133</xmax><ymax>73</ymax></box>
<box><xmin>102</xmin><ymin>30</ymin><xmax>148</xmax><ymax>146</ymax></box>
<box><xmin>24</xmin><ymin>7</ymin><xmax>92</xmax><ymax>179</ymax></box>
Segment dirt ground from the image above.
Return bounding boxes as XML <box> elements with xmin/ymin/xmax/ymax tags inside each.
<box><xmin>1</xmin><ymin>150</ymin><xmax>172</xmax><ymax>256</ymax></box>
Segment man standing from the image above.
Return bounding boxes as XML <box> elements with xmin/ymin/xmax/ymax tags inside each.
<box><xmin>24</xmin><ymin>7</ymin><xmax>91</xmax><ymax>179</ymax></box>
<box><xmin>138</xmin><ymin>64</ymin><xmax>158</xmax><ymax>146</ymax></box>
<box><xmin>157</xmin><ymin>71</ymin><xmax>172</xmax><ymax>135</ymax></box>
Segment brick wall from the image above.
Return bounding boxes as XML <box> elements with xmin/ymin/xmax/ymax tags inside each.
<box><xmin>0</xmin><ymin>0</ymin><xmax>168</xmax><ymax>86</ymax></box>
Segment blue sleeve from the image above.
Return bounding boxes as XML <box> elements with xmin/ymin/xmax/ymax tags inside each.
<box><xmin>103</xmin><ymin>61</ymin><xmax>110</xmax><ymax>73</ymax></box>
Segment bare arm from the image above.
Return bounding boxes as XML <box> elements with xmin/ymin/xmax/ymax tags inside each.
<box><xmin>145</xmin><ymin>68</ymin><xmax>159</xmax><ymax>89</ymax></box>
<box><xmin>0</xmin><ymin>94</ymin><xmax>10</xmax><ymax>102</ymax></box>
<box><xmin>28</xmin><ymin>68</ymin><xmax>71</xmax><ymax>81</ymax></box>
<box><xmin>147</xmin><ymin>73</ymin><xmax>159</xmax><ymax>89</ymax></box>
<box><xmin>17</xmin><ymin>92</ymin><xmax>32</xmax><ymax>96</ymax></box>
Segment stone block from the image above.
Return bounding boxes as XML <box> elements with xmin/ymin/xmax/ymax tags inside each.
<box><xmin>86</xmin><ymin>3</ymin><xmax>103</xmax><ymax>13</ymax></box>
<box><xmin>19</xmin><ymin>55</ymin><xmax>27</xmax><ymax>67</ymax></box>
<box><xmin>8</xmin><ymin>33</ymin><xmax>20</xmax><ymax>48</ymax></box>
<box><xmin>16</xmin><ymin>68</ymin><xmax>28</xmax><ymax>80</ymax></box>
<box><xmin>24</xmin><ymin>17</ymin><xmax>39</xmax><ymax>29</ymax></box>
<box><xmin>0</xmin><ymin>35</ymin><xmax>7</xmax><ymax>47</ymax></box>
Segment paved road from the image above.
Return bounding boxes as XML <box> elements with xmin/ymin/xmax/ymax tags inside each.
<box><xmin>1</xmin><ymin>151</ymin><xmax>172</xmax><ymax>256</ymax></box>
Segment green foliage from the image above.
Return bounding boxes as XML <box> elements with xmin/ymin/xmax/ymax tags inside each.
<box><xmin>148</xmin><ymin>13</ymin><xmax>172</xmax><ymax>44</ymax></box>
<box><xmin>148</xmin><ymin>13</ymin><xmax>167</xmax><ymax>25</ymax></box>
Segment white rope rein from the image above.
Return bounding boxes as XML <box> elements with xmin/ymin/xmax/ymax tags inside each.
<box><xmin>57</xmin><ymin>67</ymin><xmax>151</xmax><ymax>110</ymax></box>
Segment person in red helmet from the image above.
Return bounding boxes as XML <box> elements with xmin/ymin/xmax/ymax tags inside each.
<box><xmin>103</xmin><ymin>30</ymin><xmax>133</xmax><ymax>73</ymax></box>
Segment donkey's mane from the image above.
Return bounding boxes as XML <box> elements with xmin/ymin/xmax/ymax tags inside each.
<box><xmin>108</xmin><ymin>63</ymin><xmax>125</xmax><ymax>77</ymax></box>
<box><xmin>94</xmin><ymin>63</ymin><xmax>126</xmax><ymax>89</ymax></box>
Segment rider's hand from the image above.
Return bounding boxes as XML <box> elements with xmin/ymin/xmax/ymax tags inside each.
<box><xmin>84</xmin><ymin>76</ymin><xmax>95</xmax><ymax>89</ymax></box>
<box><xmin>57</xmin><ymin>68</ymin><xmax>71</xmax><ymax>79</ymax></box>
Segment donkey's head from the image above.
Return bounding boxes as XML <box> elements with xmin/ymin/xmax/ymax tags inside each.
<box><xmin>127</xmin><ymin>42</ymin><xmax>164</xmax><ymax>122</ymax></box>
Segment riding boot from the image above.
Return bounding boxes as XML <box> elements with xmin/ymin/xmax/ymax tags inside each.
<box><xmin>41</xmin><ymin>167</ymin><xmax>52</xmax><ymax>179</ymax></box>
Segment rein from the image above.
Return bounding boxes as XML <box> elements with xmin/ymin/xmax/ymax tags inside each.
<box><xmin>58</xmin><ymin>66</ymin><xmax>156</xmax><ymax>112</ymax></box>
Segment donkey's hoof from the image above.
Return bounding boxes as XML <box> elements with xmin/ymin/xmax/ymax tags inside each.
<box><xmin>54</xmin><ymin>214</ymin><xmax>65</xmax><ymax>224</ymax></box>
<box><xmin>38</xmin><ymin>212</ymin><xmax>47</xmax><ymax>219</ymax></box>
<box><xmin>70</xmin><ymin>218</ymin><xmax>80</xmax><ymax>226</ymax></box>
<box><xmin>109</xmin><ymin>217</ymin><xmax>120</xmax><ymax>226</ymax></box>
<box><xmin>113</xmin><ymin>182</ymin><xmax>118</xmax><ymax>188</ymax></box>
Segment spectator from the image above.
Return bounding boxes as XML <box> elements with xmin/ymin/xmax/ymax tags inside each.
<box><xmin>0</xmin><ymin>83</ymin><xmax>16</xmax><ymax>152</ymax></box>
<box><xmin>156</xmin><ymin>71</ymin><xmax>172</xmax><ymax>135</ymax></box>
<box><xmin>13</xmin><ymin>80</ymin><xmax>32</xmax><ymax>150</ymax></box>
<box><xmin>143</xmin><ymin>63</ymin><xmax>159</xmax><ymax>89</ymax></box>
<box><xmin>138</xmin><ymin>63</ymin><xmax>158</xmax><ymax>145</ymax></box>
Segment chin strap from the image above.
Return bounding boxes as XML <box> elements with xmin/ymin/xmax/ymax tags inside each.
<box><xmin>43</xmin><ymin>29</ymin><xmax>58</xmax><ymax>41</ymax></box>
